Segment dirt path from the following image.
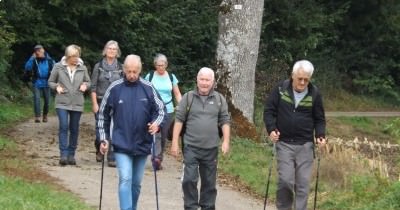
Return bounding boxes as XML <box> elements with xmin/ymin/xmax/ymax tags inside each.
<box><xmin>10</xmin><ymin>114</ymin><xmax>273</xmax><ymax>210</ymax></box>
<box><xmin>325</xmin><ymin>111</ymin><xmax>400</xmax><ymax>117</ymax></box>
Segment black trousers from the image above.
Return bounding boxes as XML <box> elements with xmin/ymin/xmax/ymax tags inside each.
<box><xmin>182</xmin><ymin>145</ymin><xmax>218</xmax><ymax>210</ymax></box>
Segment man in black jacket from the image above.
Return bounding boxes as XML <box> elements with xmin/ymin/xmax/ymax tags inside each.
<box><xmin>264</xmin><ymin>60</ymin><xmax>326</xmax><ymax>210</ymax></box>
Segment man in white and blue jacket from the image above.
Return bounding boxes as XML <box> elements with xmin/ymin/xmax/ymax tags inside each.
<box><xmin>98</xmin><ymin>54</ymin><xmax>165</xmax><ymax>210</ymax></box>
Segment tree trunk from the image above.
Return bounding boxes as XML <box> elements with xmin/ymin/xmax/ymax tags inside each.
<box><xmin>216</xmin><ymin>0</ymin><xmax>264</xmax><ymax>140</ymax></box>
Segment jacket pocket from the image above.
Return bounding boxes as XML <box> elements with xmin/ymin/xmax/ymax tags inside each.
<box><xmin>56</xmin><ymin>93</ymin><xmax>70</xmax><ymax>106</ymax></box>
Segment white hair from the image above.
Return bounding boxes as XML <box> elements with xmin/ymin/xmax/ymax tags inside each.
<box><xmin>197</xmin><ymin>67</ymin><xmax>215</xmax><ymax>81</ymax></box>
<box><xmin>292</xmin><ymin>60</ymin><xmax>314</xmax><ymax>77</ymax></box>
<box><xmin>102</xmin><ymin>40</ymin><xmax>121</xmax><ymax>58</ymax></box>
<box><xmin>153</xmin><ymin>53</ymin><xmax>168</xmax><ymax>66</ymax></box>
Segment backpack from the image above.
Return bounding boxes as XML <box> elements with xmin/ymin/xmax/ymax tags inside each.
<box><xmin>149</xmin><ymin>71</ymin><xmax>174</xmax><ymax>84</ymax></box>
<box><xmin>148</xmin><ymin>71</ymin><xmax>175</xmax><ymax>105</ymax></box>
<box><xmin>22</xmin><ymin>58</ymin><xmax>54</xmax><ymax>83</ymax></box>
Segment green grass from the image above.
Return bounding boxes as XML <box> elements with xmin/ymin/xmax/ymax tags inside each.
<box><xmin>327</xmin><ymin>116</ymin><xmax>400</xmax><ymax>144</ymax></box>
<box><xmin>0</xmin><ymin>101</ymin><xmax>93</xmax><ymax>210</ymax></box>
<box><xmin>319</xmin><ymin>175</ymin><xmax>400</xmax><ymax>210</ymax></box>
<box><xmin>219</xmin><ymin>137</ymin><xmax>277</xmax><ymax>199</ymax></box>
<box><xmin>0</xmin><ymin>176</ymin><xmax>93</xmax><ymax>210</ymax></box>
<box><xmin>219</xmin><ymin>136</ymin><xmax>400</xmax><ymax>210</ymax></box>
<box><xmin>323</xmin><ymin>89</ymin><xmax>400</xmax><ymax>111</ymax></box>
<box><xmin>0</xmin><ymin>103</ymin><xmax>31</xmax><ymax>129</ymax></box>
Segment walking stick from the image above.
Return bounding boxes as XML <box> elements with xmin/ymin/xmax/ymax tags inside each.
<box><xmin>99</xmin><ymin>154</ymin><xmax>105</xmax><ymax>210</ymax></box>
<box><xmin>313</xmin><ymin>145</ymin><xmax>321</xmax><ymax>210</ymax></box>
<box><xmin>152</xmin><ymin>134</ymin><xmax>160</xmax><ymax>210</ymax></box>
<box><xmin>263</xmin><ymin>143</ymin><xmax>276</xmax><ymax>210</ymax></box>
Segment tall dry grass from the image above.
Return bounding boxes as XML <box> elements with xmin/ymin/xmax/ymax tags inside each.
<box><xmin>314</xmin><ymin>137</ymin><xmax>400</xmax><ymax>190</ymax></box>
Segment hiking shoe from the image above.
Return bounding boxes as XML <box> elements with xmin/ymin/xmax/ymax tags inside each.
<box><xmin>67</xmin><ymin>156</ymin><xmax>76</xmax><ymax>165</ymax></box>
<box><xmin>42</xmin><ymin>115</ymin><xmax>48</xmax><ymax>122</ymax></box>
<box><xmin>59</xmin><ymin>156</ymin><xmax>68</xmax><ymax>166</ymax></box>
<box><xmin>108</xmin><ymin>160</ymin><xmax>116</xmax><ymax>168</ymax></box>
<box><xmin>96</xmin><ymin>151</ymin><xmax>103</xmax><ymax>162</ymax></box>
<box><xmin>35</xmin><ymin>117</ymin><xmax>41</xmax><ymax>123</ymax></box>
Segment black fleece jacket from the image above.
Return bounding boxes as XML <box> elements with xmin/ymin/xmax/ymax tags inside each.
<box><xmin>263</xmin><ymin>79</ymin><xmax>326</xmax><ymax>145</ymax></box>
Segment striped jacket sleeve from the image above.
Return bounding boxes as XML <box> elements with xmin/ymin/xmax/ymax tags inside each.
<box><xmin>141</xmin><ymin>78</ymin><xmax>165</xmax><ymax>126</ymax></box>
<box><xmin>98</xmin><ymin>79</ymin><xmax>122</xmax><ymax>141</ymax></box>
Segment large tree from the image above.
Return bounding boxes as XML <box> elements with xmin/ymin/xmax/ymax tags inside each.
<box><xmin>216</xmin><ymin>0</ymin><xmax>264</xmax><ymax>139</ymax></box>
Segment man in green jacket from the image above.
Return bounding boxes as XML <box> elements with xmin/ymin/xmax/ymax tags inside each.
<box><xmin>264</xmin><ymin>60</ymin><xmax>326</xmax><ymax>210</ymax></box>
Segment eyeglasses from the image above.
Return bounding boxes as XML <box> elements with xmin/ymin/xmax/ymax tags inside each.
<box><xmin>296</xmin><ymin>77</ymin><xmax>310</xmax><ymax>83</ymax></box>
<box><xmin>107</xmin><ymin>47</ymin><xmax>118</xmax><ymax>50</ymax></box>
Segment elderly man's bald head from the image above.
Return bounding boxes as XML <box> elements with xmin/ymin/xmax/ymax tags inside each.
<box><xmin>124</xmin><ymin>54</ymin><xmax>142</xmax><ymax>69</ymax></box>
<box><xmin>124</xmin><ymin>54</ymin><xmax>142</xmax><ymax>82</ymax></box>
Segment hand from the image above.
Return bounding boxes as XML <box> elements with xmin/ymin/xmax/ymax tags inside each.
<box><xmin>92</xmin><ymin>103</ymin><xmax>99</xmax><ymax>113</ymax></box>
<box><xmin>79</xmin><ymin>83</ymin><xmax>87</xmax><ymax>92</ymax></box>
<box><xmin>269</xmin><ymin>129</ymin><xmax>280</xmax><ymax>143</ymax></box>
<box><xmin>56</xmin><ymin>85</ymin><xmax>64</xmax><ymax>94</ymax></box>
<box><xmin>170</xmin><ymin>140</ymin><xmax>180</xmax><ymax>158</ymax></box>
<box><xmin>316</xmin><ymin>137</ymin><xmax>326</xmax><ymax>148</ymax></box>
<box><xmin>147</xmin><ymin>122</ymin><xmax>159</xmax><ymax>135</ymax></box>
<box><xmin>99</xmin><ymin>141</ymin><xmax>109</xmax><ymax>155</ymax></box>
<box><xmin>221</xmin><ymin>141</ymin><xmax>230</xmax><ymax>155</ymax></box>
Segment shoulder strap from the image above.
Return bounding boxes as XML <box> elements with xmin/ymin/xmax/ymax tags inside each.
<box><xmin>184</xmin><ymin>91</ymin><xmax>195</xmax><ymax>123</ymax></box>
<box><xmin>169</xmin><ymin>73</ymin><xmax>174</xmax><ymax>83</ymax></box>
<box><xmin>149</xmin><ymin>71</ymin><xmax>174</xmax><ymax>84</ymax></box>
<box><xmin>149</xmin><ymin>71</ymin><xmax>155</xmax><ymax>82</ymax></box>
<box><xmin>117</xmin><ymin>61</ymin><xmax>124</xmax><ymax>77</ymax></box>
<box><xmin>98</xmin><ymin>59</ymin><xmax>103</xmax><ymax>69</ymax></box>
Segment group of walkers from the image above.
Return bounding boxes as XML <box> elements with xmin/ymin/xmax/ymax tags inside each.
<box><xmin>24</xmin><ymin>41</ymin><xmax>326</xmax><ymax>210</ymax></box>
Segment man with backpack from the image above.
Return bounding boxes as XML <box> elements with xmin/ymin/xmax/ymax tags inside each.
<box><xmin>171</xmin><ymin>67</ymin><xmax>231</xmax><ymax>210</ymax></box>
<box><xmin>264</xmin><ymin>60</ymin><xmax>326</xmax><ymax>210</ymax></box>
<box><xmin>24</xmin><ymin>44</ymin><xmax>55</xmax><ymax>123</ymax></box>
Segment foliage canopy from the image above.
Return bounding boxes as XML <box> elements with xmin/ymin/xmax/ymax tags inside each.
<box><xmin>0</xmin><ymin>0</ymin><xmax>399</xmax><ymax>100</ymax></box>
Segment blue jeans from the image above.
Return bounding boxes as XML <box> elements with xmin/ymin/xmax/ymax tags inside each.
<box><xmin>115</xmin><ymin>153</ymin><xmax>148</xmax><ymax>210</ymax></box>
<box><xmin>56</xmin><ymin>108</ymin><xmax>82</xmax><ymax>157</ymax></box>
<box><xmin>33</xmin><ymin>87</ymin><xmax>50</xmax><ymax>117</ymax></box>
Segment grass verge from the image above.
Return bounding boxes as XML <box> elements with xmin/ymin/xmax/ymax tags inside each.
<box><xmin>219</xmin><ymin>137</ymin><xmax>400</xmax><ymax>209</ymax></box>
<box><xmin>219</xmin><ymin>137</ymin><xmax>277</xmax><ymax>201</ymax></box>
<box><xmin>0</xmin><ymin>175</ymin><xmax>92</xmax><ymax>210</ymax></box>
<box><xmin>0</xmin><ymin>102</ymin><xmax>92</xmax><ymax>210</ymax></box>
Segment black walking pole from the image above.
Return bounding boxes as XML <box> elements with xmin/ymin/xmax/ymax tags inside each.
<box><xmin>263</xmin><ymin>142</ymin><xmax>276</xmax><ymax>210</ymax></box>
<box><xmin>152</xmin><ymin>134</ymin><xmax>160</xmax><ymax>210</ymax></box>
<box><xmin>99</xmin><ymin>154</ymin><xmax>105</xmax><ymax>210</ymax></box>
<box><xmin>313</xmin><ymin>146</ymin><xmax>321</xmax><ymax>210</ymax></box>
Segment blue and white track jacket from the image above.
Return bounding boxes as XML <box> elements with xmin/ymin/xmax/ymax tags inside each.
<box><xmin>98</xmin><ymin>77</ymin><xmax>165</xmax><ymax>155</ymax></box>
